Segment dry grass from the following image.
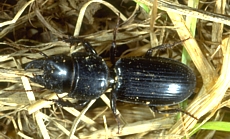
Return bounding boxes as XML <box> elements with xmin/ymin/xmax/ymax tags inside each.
<box><xmin>0</xmin><ymin>0</ymin><xmax>230</xmax><ymax>138</ymax></box>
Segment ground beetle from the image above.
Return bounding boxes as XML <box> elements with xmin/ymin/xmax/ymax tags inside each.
<box><xmin>25</xmin><ymin>31</ymin><xmax>196</xmax><ymax>133</ymax></box>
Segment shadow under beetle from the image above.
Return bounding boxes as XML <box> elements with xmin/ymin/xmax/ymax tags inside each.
<box><xmin>25</xmin><ymin>36</ymin><xmax>196</xmax><ymax>133</ymax></box>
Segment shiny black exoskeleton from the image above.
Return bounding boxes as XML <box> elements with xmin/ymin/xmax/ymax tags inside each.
<box><xmin>112</xmin><ymin>57</ymin><xmax>195</xmax><ymax>105</ymax></box>
<box><xmin>25</xmin><ymin>41</ymin><xmax>109</xmax><ymax>101</ymax></box>
<box><xmin>25</xmin><ymin>39</ymin><xmax>196</xmax><ymax>132</ymax></box>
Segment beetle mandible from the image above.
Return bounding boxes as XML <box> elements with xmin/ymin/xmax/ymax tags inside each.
<box><xmin>25</xmin><ymin>30</ymin><xmax>196</xmax><ymax>133</ymax></box>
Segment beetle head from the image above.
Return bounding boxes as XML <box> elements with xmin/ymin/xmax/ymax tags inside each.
<box><xmin>25</xmin><ymin>55</ymin><xmax>74</xmax><ymax>93</ymax></box>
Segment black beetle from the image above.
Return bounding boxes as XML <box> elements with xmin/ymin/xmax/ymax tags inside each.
<box><xmin>25</xmin><ymin>37</ymin><xmax>196</xmax><ymax>132</ymax></box>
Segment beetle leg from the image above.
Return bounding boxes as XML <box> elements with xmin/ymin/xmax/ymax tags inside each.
<box><xmin>54</xmin><ymin>94</ymin><xmax>90</xmax><ymax>108</ymax></box>
<box><xmin>149</xmin><ymin>106</ymin><xmax>159</xmax><ymax>113</ymax></box>
<box><xmin>110</xmin><ymin>13</ymin><xmax>120</xmax><ymax>66</ymax></box>
<box><xmin>65</xmin><ymin>38</ymin><xmax>97</xmax><ymax>55</ymax></box>
<box><xmin>145</xmin><ymin>38</ymin><xmax>190</xmax><ymax>57</ymax></box>
<box><xmin>158</xmin><ymin>108</ymin><xmax>198</xmax><ymax>120</ymax></box>
<box><xmin>110</xmin><ymin>39</ymin><xmax>117</xmax><ymax>65</ymax></box>
<box><xmin>57</xmin><ymin>99</ymin><xmax>90</xmax><ymax>109</ymax></box>
<box><xmin>111</xmin><ymin>90</ymin><xmax>121</xmax><ymax>133</ymax></box>
<box><xmin>43</xmin><ymin>97</ymin><xmax>76</xmax><ymax>108</ymax></box>
<box><xmin>74</xmin><ymin>100</ymin><xmax>91</xmax><ymax>108</ymax></box>
<box><xmin>44</xmin><ymin>95</ymin><xmax>90</xmax><ymax>109</ymax></box>
<box><xmin>81</xmin><ymin>40</ymin><xmax>97</xmax><ymax>55</ymax></box>
<box><xmin>149</xmin><ymin>106</ymin><xmax>198</xmax><ymax>120</ymax></box>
